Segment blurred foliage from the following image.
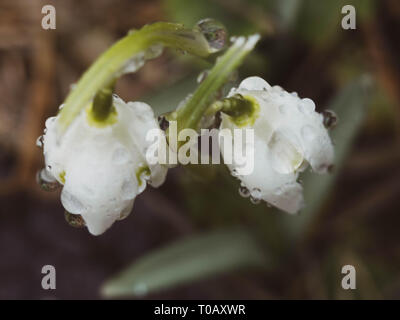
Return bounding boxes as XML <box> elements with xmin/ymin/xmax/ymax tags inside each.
<box><xmin>102</xmin><ymin>227</ymin><xmax>267</xmax><ymax>298</ymax></box>
<box><xmin>1</xmin><ymin>0</ymin><xmax>399</xmax><ymax>299</ymax></box>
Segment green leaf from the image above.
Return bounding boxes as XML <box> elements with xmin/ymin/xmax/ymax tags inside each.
<box><xmin>282</xmin><ymin>75</ymin><xmax>373</xmax><ymax>239</ymax></box>
<box><xmin>101</xmin><ymin>227</ymin><xmax>268</xmax><ymax>298</ymax></box>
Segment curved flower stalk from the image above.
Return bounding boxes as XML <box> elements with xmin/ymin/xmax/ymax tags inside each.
<box><xmin>41</xmin><ymin>95</ymin><xmax>168</xmax><ymax>235</ymax></box>
<box><xmin>57</xmin><ymin>20</ymin><xmax>227</xmax><ymax>136</ymax></box>
<box><xmin>219</xmin><ymin>76</ymin><xmax>335</xmax><ymax>214</ymax></box>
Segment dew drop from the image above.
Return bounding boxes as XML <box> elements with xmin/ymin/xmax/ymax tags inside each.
<box><xmin>250</xmin><ymin>196</ymin><xmax>261</xmax><ymax>205</ymax></box>
<box><xmin>279</xmin><ymin>104</ymin><xmax>288</xmax><ymax>115</ymax></box>
<box><xmin>118</xmin><ymin>205</ymin><xmax>132</xmax><ymax>221</ymax></box>
<box><xmin>36</xmin><ymin>169</ymin><xmax>60</xmax><ymax>192</ymax></box>
<box><xmin>298</xmin><ymin>98</ymin><xmax>315</xmax><ymax>114</ymax></box>
<box><xmin>64</xmin><ymin>211</ymin><xmax>86</xmax><ymax>228</ymax></box>
<box><xmin>120</xmin><ymin>53</ymin><xmax>145</xmax><ymax>75</ymax></box>
<box><xmin>157</xmin><ymin>115</ymin><xmax>169</xmax><ymax>131</ymax></box>
<box><xmin>196</xmin><ymin>18</ymin><xmax>227</xmax><ymax>52</ymax></box>
<box><xmin>322</xmin><ymin>110</ymin><xmax>338</xmax><ymax>129</ymax></box>
<box><xmin>251</xmin><ymin>187</ymin><xmax>262</xmax><ymax>199</ymax></box>
<box><xmin>61</xmin><ymin>190</ymin><xmax>85</xmax><ymax>214</ymax></box>
<box><xmin>36</xmin><ymin>135</ymin><xmax>43</xmax><ymax>148</ymax></box>
<box><xmin>239</xmin><ymin>185</ymin><xmax>250</xmax><ymax>198</ymax></box>
<box><xmin>197</xmin><ymin>70</ymin><xmax>209</xmax><ymax>83</ymax></box>
<box><xmin>45</xmin><ymin>116</ymin><xmax>56</xmax><ymax>128</ymax></box>
<box><xmin>144</xmin><ymin>44</ymin><xmax>163</xmax><ymax>60</ymax></box>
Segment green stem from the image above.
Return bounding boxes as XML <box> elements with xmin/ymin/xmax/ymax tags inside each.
<box><xmin>205</xmin><ymin>94</ymin><xmax>254</xmax><ymax>117</ymax></box>
<box><xmin>91</xmin><ymin>79</ymin><xmax>116</xmax><ymax>121</ymax></box>
<box><xmin>57</xmin><ymin>22</ymin><xmax>220</xmax><ymax>134</ymax></box>
<box><xmin>173</xmin><ymin>35</ymin><xmax>260</xmax><ymax>133</ymax></box>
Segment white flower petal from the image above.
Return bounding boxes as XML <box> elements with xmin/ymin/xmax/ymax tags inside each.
<box><xmin>220</xmin><ymin>76</ymin><xmax>334</xmax><ymax>213</ymax></box>
<box><xmin>42</xmin><ymin>96</ymin><xmax>168</xmax><ymax>235</ymax></box>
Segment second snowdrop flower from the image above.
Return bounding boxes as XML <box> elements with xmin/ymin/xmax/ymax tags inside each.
<box><xmin>219</xmin><ymin>76</ymin><xmax>335</xmax><ymax>214</ymax></box>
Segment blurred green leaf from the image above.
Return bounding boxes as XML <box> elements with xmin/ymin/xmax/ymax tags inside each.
<box><xmin>282</xmin><ymin>75</ymin><xmax>373</xmax><ymax>239</ymax></box>
<box><xmin>142</xmin><ymin>75</ymin><xmax>198</xmax><ymax>116</ymax></box>
<box><xmin>295</xmin><ymin>0</ymin><xmax>376</xmax><ymax>47</ymax></box>
<box><xmin>101</xmin><ymin>227</ymin><xmax>268</xmax><ymax>298</ymax></box>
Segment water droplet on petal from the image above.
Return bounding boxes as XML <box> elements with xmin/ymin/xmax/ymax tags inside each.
<box><xmin>118</xmin><ymin>205</ymin><xmax>132</xmax><ymax>221</ymax></box>
<box><xmin>269</xmin><ymin>131</ymin><xmax>303</xmax><ymax>174</ymax></box>
<box><xmin>36</xmin><ymin>169</ymin><xmax>60</xmax><ymax>192</ymax></box>
<box><xmin>239</xmin><ymin>185</ymin><xmax>250</xmax><ymax>198</ymax></box>
<box><xmin>279</xmin><ymin>104</ymin><xmax>288</xmax><ymax>115</ymax></box>
<box><xmin>322</xmin><ymin>110</ymin><xmax>338</xmax><ymax>129</ymax></box>
<box><xmin>45</xmin><ymin>117</ymin><xmax>56</xmax><ymax>128</ymax></box>
<box><xmin>251</xmin><ymin>187</ymin><xmax>262</xmax><ymax>199</ymax></box>
<box><xmin>157</xmin><ymin>115</ymin><xmax>169</xmax><ymax>131</ymax></box>
<box><xmin>298</xmin><ymin>98</ymin><xmax>315</xmax><ymax>114</ymax></box>
<box><xmin>61</xmin><ymin>190</ymin><xmax>85</xmax><ymax>214</ymax></box>
<box><xmin>250</xmin><ymin>196</ymin><xmax>261</xmax><ymax>205</ymax></box>
<box><xmin>64</xmin><ymin>211</ymin><xmax>86</xmax><ymax>228</ymax></box>
<box><xmin>196</xmin><ymin>18</ymin><xmax>227</xmax><ymax>52</ymax></box>
<box><xmin>36</xmin><ymin>135</ymin><xmax>43</xmax><ymax>148</ymax></box>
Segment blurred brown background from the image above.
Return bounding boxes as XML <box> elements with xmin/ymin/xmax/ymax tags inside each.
<box><xmin>0</xmin><ymin>0</ymin><xmax>400</xmax><ymax>299</ymax></box>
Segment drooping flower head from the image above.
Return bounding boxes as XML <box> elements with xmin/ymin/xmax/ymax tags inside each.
<box><xmin>220</xmin><ymin>76</ymin><xmax>335</xmax><ymax>213</ymax></box>
<box><xmin>41</xmin><ymin>96</ymin><xmax>168</xmax><ymax>235</ymax></box>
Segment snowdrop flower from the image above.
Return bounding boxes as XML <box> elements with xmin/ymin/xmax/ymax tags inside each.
<box><xmin>220</xmin><ymin>76</ymin><xmax>335</xmax><ymax>213</ymax></box>
<box><xmin>41</xmin><ymin>96</ymin><xmax>168</xmax><ymax>235</ymax></box>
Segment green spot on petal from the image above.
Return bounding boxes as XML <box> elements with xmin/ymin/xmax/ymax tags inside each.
<box><xmin>59</xmin><ymin>171</ymin><xmax>66</xmax><ymax>184</ymax></box>
<box><xmin>86</xmin><ymin>103</ymin><xmax>118</xmax><ymax>128</ymax></box>
<box><xmin>135</xmin><ymin>165</ymin><xmax>150</xmax><ymax>187</ymax></box>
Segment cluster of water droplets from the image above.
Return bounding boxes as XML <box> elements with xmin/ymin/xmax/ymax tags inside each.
<box><xmin>238</xmin><ymin>184</ymin><xmax>262</xmax><ymax>205</ymax></box>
